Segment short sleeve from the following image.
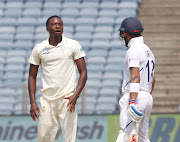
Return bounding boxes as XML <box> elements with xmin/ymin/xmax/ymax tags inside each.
<box><xmin>29</xmin><ymin>45</ymin><xmax>41</xmax><ymax>65</ymax></box>
<box><xmin>127</xmin><ymin>48</ymin><xmax>140</xmax><ymax>68</ymax></box>
<box><xmin>73</xmin><ymin>41</ymin><xmax>86</xmax><ymax>60</ymax></box>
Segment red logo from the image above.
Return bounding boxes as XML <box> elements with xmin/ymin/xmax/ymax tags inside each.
<box><xmin>132</xmin><ymin>135</ymin><xmax>136</xmax><ymax>142</ymax></box>
<box><xmin>134</xmin><ymin>30</ymin><xmax>139</xmax><ymax>33</ymax></box>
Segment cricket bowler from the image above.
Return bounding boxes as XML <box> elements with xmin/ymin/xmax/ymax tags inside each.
<box><xmin>28</xmin><ymin>15</ymin><xmax>87</xmax><ymax>142</ymax></box>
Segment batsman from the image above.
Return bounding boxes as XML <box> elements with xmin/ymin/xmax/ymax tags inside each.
<box><xmin>116</xmin><ymin>17</ymin><xmax>155</xmax><ymax>142</ymax></box>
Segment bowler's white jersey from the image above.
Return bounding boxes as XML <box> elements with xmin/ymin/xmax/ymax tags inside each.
<box><xmin>29</xmin><ymin>36</ymin><xmax>86</xmax><ymax>100</ymax></box>
<box><xmin>121</xmin><ymin>36</ymin><xmax>155</xmax><ymax>95</ymax></box>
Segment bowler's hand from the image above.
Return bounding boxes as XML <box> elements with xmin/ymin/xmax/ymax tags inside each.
<box><xmin>64</xmin><ymin>95</ymin><xmax>78</xmax><ymax>113</ymax></box>
<box><xmin>30</xmin><ymin>103</ymin><xmax>40</xmax><ymax>121</ymax></box>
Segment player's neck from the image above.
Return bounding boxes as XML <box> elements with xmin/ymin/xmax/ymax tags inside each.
<box><xmin>49</xmin><ymin>36</ymin><xmax>62</xmax><ymax>46</ymax></box>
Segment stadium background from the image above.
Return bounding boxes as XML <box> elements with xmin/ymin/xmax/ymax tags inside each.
<box><xmin>0</xmin><ymin>0</ymin><xmax>180</xmax><ymax>141</ymax></box>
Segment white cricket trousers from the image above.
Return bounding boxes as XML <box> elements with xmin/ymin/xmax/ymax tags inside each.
<box><xmin>38</xmin><ymin>96</ymin><xmax>77</xmax><ymax>142</ymax></box>
<box><xmin>116</xmin><ymin>91</ymin><xmax>153</xmax><ymax>142</ymax></box>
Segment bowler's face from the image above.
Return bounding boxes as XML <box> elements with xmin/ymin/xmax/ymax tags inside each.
<box><xmin>47</xmin><ymin>17</ymin><xmax>63</xmax><ymax>37</ymax></box>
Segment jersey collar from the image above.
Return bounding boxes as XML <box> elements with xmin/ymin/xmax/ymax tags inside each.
<box><xmin>45</xmin><ymin>36</ymin><xmax>66</xmax><ymax>48</ymax></box>
<box><xmin>128</xmin><ymin>36</ymin><xmax>144</xmax><ymax>48</ymax></box>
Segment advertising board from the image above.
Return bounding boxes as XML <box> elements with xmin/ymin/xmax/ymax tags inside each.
<box><xmin>0</xmin><ymin>114</ymin><xmax>179</xmax><ymax>142</ymax></box>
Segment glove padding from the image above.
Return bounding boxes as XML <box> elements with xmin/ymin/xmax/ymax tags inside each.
<box><xmin>127</xmin><ymin>104</ymin><xmax>143</xmax><ymax>123</ymax></box>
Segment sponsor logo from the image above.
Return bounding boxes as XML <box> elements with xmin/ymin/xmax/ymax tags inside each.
<box><xmin>0</xmin><ymin>117</ymin><xmax>107</xmax><ymax>141</ymax></box>
<box><xmin>42</xmin><ymin>106</ymin><xmax>45</xmax><ymax>112</ymax></box>
<box><xmin>0</xmin><ymin>115</ymin><xmax>180</xmax><ymax>142</ymax></box>
<box><xmin>43</xmin><ymin>48</ymin><xmax>50</xmax><ymax>54</ymax></box>
<box><xmin>80</xmin><ymin>48</ymin><xmax>84</xmax><ymax>52</ymax></box>
<box><xmin>132</xmin><ymin>135</ymin><xmax>136</xmax><ymax>142</ymax></box>
<box><xmin>134</xmin><ymin>29</ymin><xmax>139</xmax><ymax>33</ymax></box>
<box><xmin>146</xmin><ymin>50</ymin><xmax>151</xmax><ymax>57</ymax></box>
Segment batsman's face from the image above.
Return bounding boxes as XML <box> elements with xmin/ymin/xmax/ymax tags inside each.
<box><xmin>119</xmin><ymin>30</ymin><xmax>128</xmax><ymax>47</ymax></box>
<box><xmin>119</xmin><ymin>30</ymin><xmax>125</xmax><ymax>39</ymax></box>
<box><xmin>46</xmin><ymin>17</ymin><xmax>63</xmax><ymax>37</ymax></box>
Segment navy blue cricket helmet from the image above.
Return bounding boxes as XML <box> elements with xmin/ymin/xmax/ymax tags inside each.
<box><xmin>119</xmin><ymin>17</ymin><xmax>144</xmax><ymax>35</ymax></box>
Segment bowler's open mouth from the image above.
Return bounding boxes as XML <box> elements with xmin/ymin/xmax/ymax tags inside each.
<box><xmin>55</xmin><ymin>30</ymin><xmax>61</xmax><ymax>33</ymax></box>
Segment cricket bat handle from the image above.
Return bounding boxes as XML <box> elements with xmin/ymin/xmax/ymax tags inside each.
<box><xmin>128</xmin><ymin>122</ymin><xmax>139</xmax><ymax>142</ymax></box>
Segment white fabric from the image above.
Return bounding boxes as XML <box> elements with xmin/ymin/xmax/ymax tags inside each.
<box><xmin>121</xmin><ymin>36</ymin><xmax>155</xmax><ymax>94</ymax></box>
<box><xmin>117</xmin><ymin>91</ymin><xmax>153</xmax><ymax>142</ymax></box>
<box><xmin>116</xmin><ymin>129</ymin><xmax>129</xmax><ymax>142</ymax></box>
<box><xmin>129</xmin><ymin>83</ymin><xmax>140</xmax><ymax>93</ymax></box>
<box><xmin>29</xmin><ymin>36</ymin><xmax>86</xmax><ymax>100</ymax></box>
<box><xmin>38</xmin><ymin>95</ymin><xmax>77</xmax><ymax>142</ymax></box>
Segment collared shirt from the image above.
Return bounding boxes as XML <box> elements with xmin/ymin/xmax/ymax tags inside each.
<box><xmin>121</xmin><ymin>36</ymin><xmax>155</xmax><ymax>94</ymax></box>
<box><xmin>29</xmin><ymin>36</ymin><xmax>86</xmax><ymax>100</ymax></box>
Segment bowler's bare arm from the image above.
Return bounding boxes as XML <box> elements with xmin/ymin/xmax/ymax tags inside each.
<box><xmin>28</xmin><ymin>64</ymin><xmax>40</xmax><ymax>121</ymax></box>
<box><xmin>65</xmin><ymin>57</ymin><xmax>87</xmax><ymax>113</ymax></box>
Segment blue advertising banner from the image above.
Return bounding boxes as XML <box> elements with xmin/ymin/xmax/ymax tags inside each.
<box><xmin>0</xmin><ymin>115</ymin><xmax>107</xmax><ymax>142</ymax></box>
<box><xmin>0</xmin><ymin>114</ymin><xmax>180</xmax><ymax>142</ymax></box>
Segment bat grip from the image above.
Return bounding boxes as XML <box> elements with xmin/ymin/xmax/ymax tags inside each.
<box><xmin>132</xmin><ymin>122</ymin><xmax>137</xmax><ymax>134</ymax></box>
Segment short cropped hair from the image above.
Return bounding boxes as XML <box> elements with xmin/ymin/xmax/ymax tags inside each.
<box><xmin>46</xmin><ymin>15</ymin><xmax>62</xmax><ymax>27</ymax></box>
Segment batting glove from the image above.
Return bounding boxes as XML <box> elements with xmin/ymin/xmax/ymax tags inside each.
<box><xmin>127</xmin><ymin>100</ymin><xmax>143</xmax><ymax>123</ymax></box>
